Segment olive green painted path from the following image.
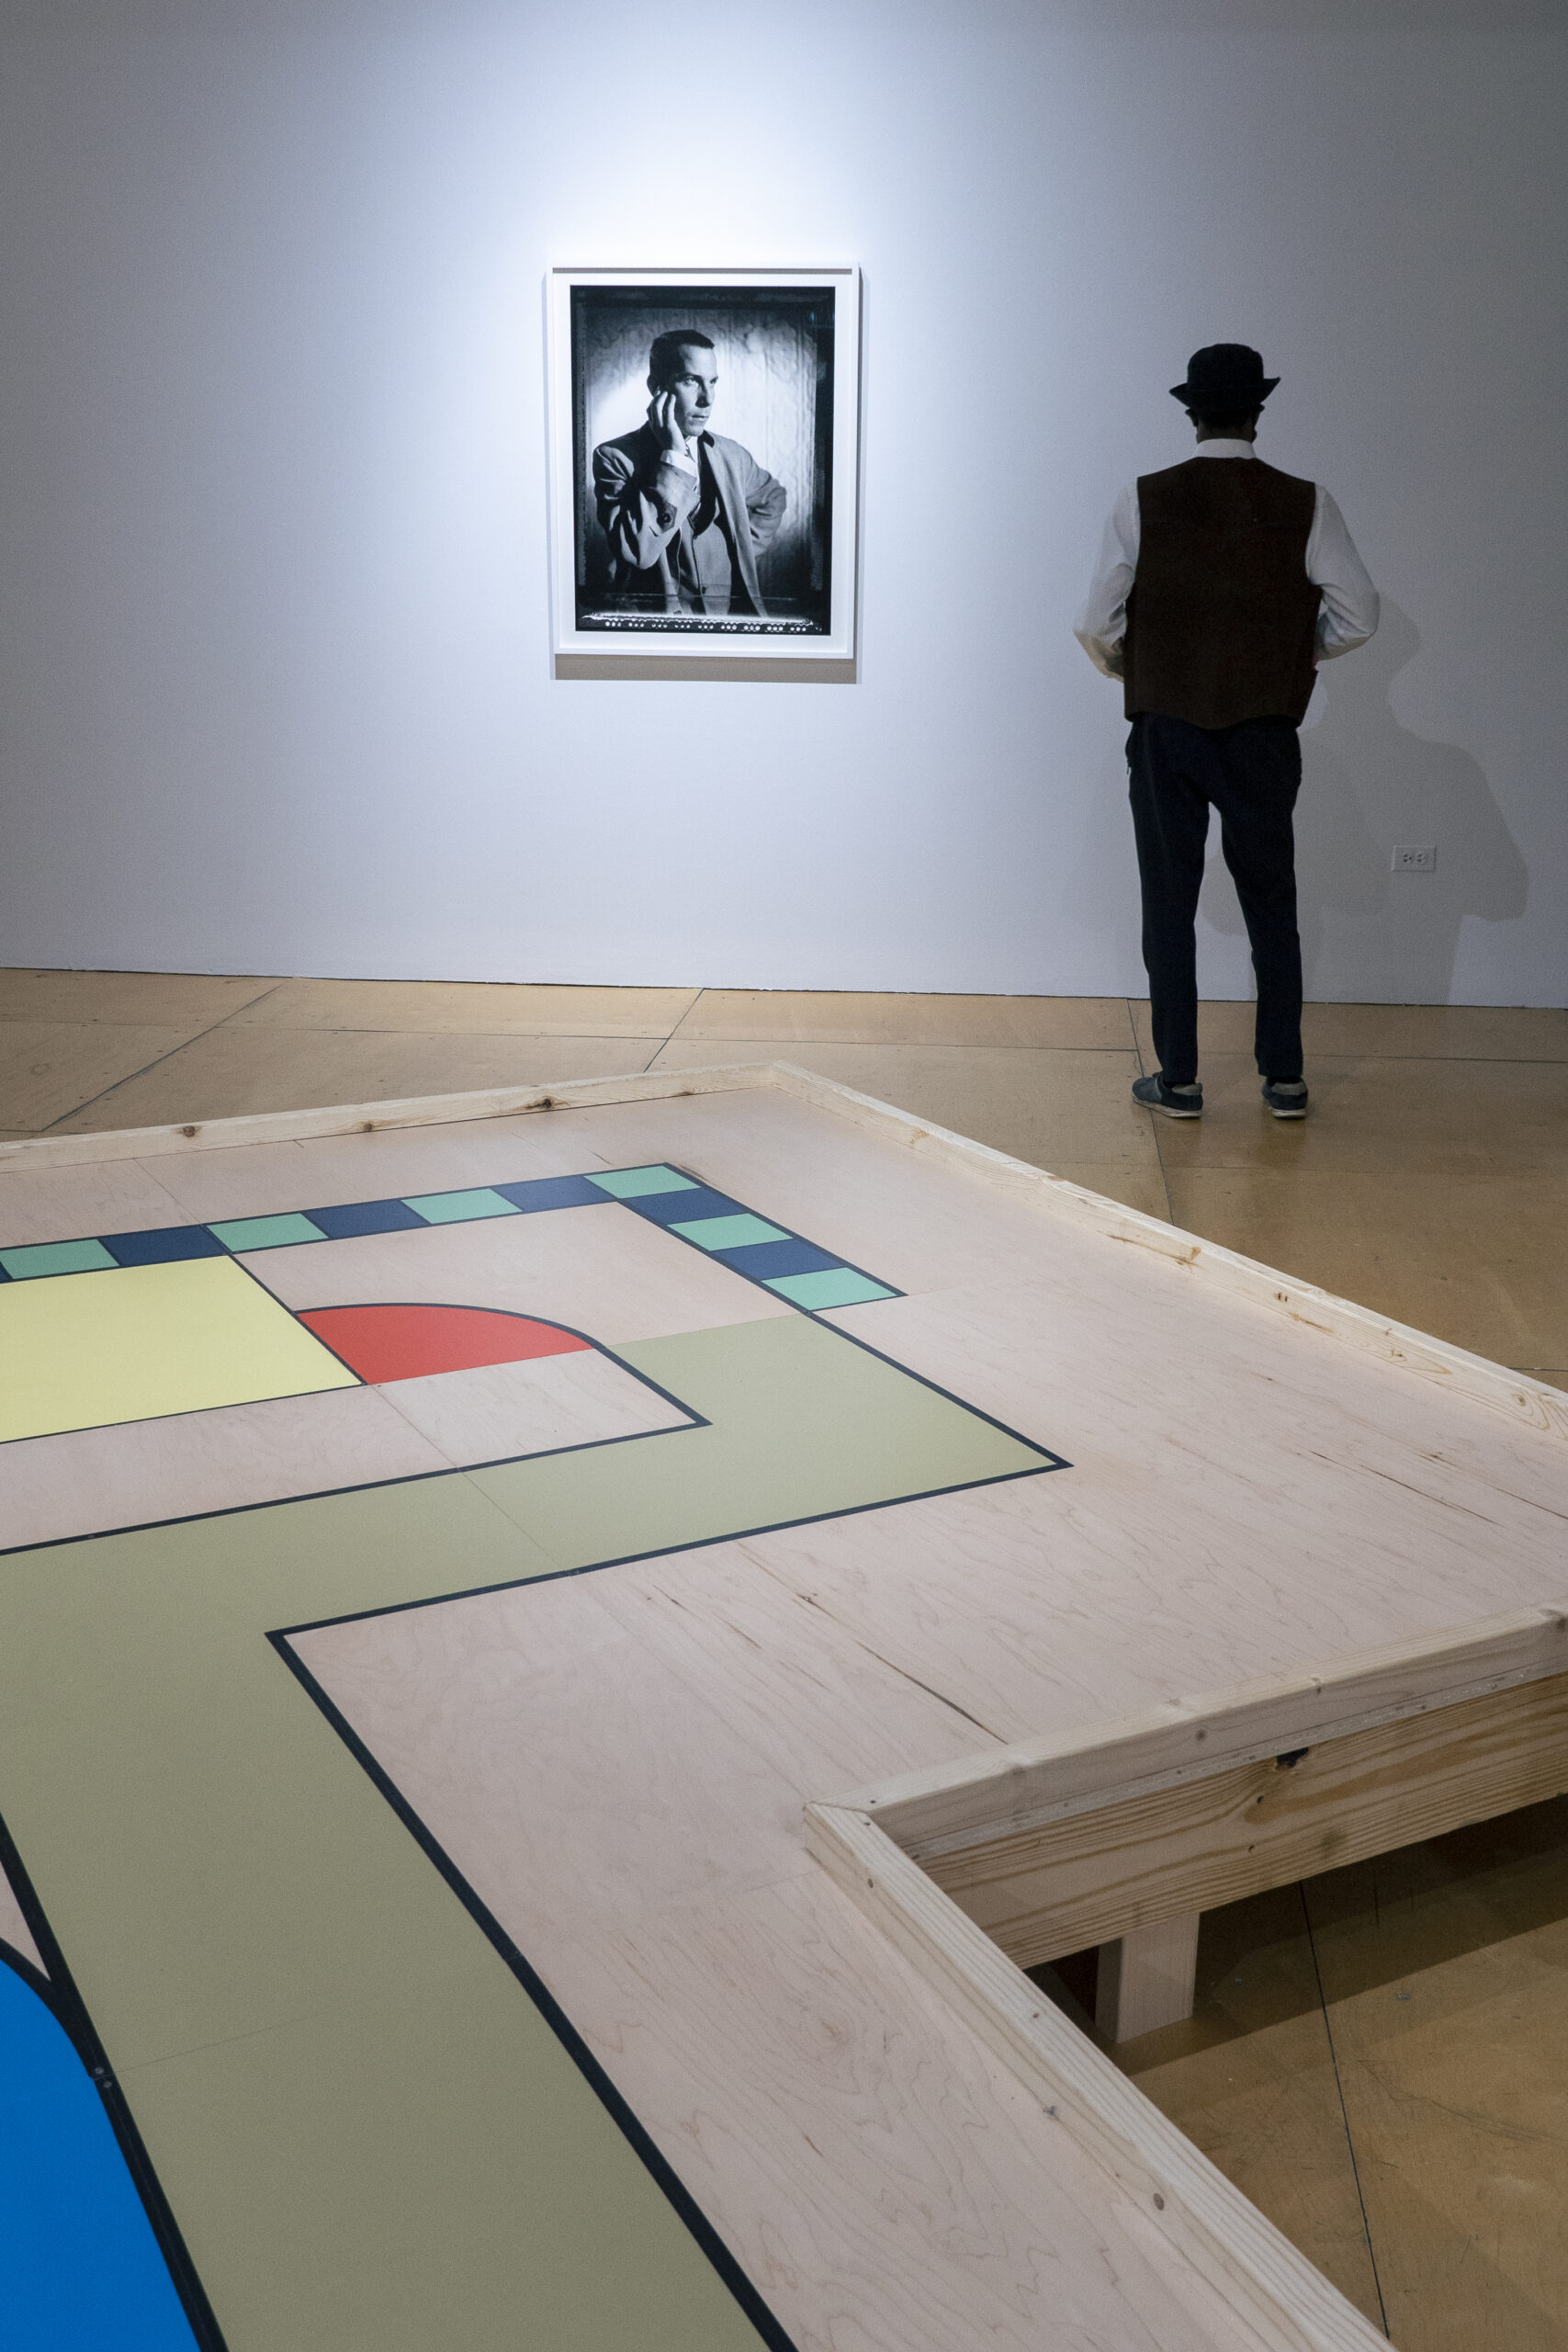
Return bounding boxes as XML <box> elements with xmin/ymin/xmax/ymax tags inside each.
<box><xmin>0</xmin><ymin>1311</ymin><xmax>1055</xmax><ymax>2351</ymax></box>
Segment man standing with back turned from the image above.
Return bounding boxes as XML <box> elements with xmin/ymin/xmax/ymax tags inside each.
<box><xmin>1076</xmin><ymin>345</ymin><xmax>1380</xmax><ymax>1119</ymax></box>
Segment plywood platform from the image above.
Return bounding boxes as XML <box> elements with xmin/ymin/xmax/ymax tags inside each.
<box><xmin>1</xmin><ymin>1063</ymin><xmax>1563</xmax><ymax>2349</ymax></box>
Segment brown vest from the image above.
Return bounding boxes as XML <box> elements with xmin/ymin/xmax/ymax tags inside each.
<box><xmin>1124</xmin><ymin>458</ymin><xmax>1321</xmax><ymax>729</ymax></box>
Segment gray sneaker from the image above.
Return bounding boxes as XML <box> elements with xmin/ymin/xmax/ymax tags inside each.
<box><xmin>1132</xmin><ymin>1073</ymin><xmax>1203</xmax><ymax>1119</ymax></box>
<box><xmin>1261</xmin><ymin>1079</ymin><xmax>1309</xmax><ymax>1119</ymax></box>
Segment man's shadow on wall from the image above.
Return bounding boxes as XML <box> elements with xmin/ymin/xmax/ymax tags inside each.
<box><xmin>1201</xmin><ymin>601</ymin><xmax>1528</xmax><ymax>1002</ymax></box>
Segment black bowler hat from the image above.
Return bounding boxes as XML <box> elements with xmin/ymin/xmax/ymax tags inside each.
<box><xmin>1169</xmin><ymin>344</ymin><xmax>1280</xmax><ymax>413</ymax></box>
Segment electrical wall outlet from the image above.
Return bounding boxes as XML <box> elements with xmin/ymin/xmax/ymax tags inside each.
<box><xmin>1392</xmin><ymin>843</ymin><xmax>1437</xmax><ymax>873</ymax></box>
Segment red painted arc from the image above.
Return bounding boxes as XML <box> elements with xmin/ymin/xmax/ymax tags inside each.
<box><xmin>298</xmin><ymin>1302</ymin><xmax>592</xmax><ymax>1385</ymax></box>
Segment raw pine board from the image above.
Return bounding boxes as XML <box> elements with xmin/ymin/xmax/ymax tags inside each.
<box><xmin>2</xmin><ymin>1063</ymin><xmax>1565</xmax><ymax>2352</ymax></box>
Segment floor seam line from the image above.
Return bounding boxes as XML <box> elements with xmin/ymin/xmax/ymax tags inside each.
<box><xmin>35</xmin><ymin>987</ymin><xmax>293</xmax><ymax>1134</ymax></box>
<box><xmin>1299</xmin><ymin>1882</ymin><xmax>1391</xmax><ymax>2338</ymax></box>
<box><xmin>645</xmin><ymin>989</ymin><xmax>708</xmax><ymax>1070</ymax></box>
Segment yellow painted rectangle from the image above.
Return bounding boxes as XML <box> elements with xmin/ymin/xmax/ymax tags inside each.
<box><xmin>0</xmin><ymin>1256</ymin><xmax>359</xmax><ymax>1442</ymax></box>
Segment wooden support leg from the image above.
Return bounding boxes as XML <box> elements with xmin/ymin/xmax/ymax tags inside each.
<box><xmin>1095</xmin><ymin>1912</ymin><xmax>1201</xmax><ymax>2043</ymax></box>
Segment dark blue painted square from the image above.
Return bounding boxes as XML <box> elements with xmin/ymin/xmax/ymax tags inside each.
<box><xmin>711</xmin><ymin>1238</ymin><xmax>842</xmax><ymax>1281</ymax></box>
<box><xmin>626</xmin><ymin>1184</ymin><xmax>750</xmax><ymax>1228</ymax></box>
<box><xmin>306</xmin><ymin>1198</ymin><xmax>426</xmax><ymax>1240</ymax></box>
<box><xmin>492</xmin><ymin>1175</ymin><xmax>615</xmax><ymax>1214</ymax></box>
<box><xmin>101</xmin><ymin>1225</ymin><xmax>228</xmax><ymax>1267</ymax></box>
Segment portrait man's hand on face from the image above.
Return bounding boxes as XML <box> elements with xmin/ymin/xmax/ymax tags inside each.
<box><xmin>647</xmin><ymin>347</ymin><xmax>717</xmax><ymax>455</ymax></box>
<box><xmin>592</xmin><ymin>324</ymin><xmax>786</xmax><ymax>622</ymax></box>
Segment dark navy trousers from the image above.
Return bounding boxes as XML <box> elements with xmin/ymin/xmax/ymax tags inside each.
<box><xmin>1126</xmin><ymin>712</ymin><xmax>1304</xmax><ymax>1088</ymax></box>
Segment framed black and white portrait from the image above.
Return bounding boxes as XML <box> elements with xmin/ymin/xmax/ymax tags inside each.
<box><xmin>547</xmin><ymin>266</ymin><xmax>861</xmax><ymax>665</ymax></box>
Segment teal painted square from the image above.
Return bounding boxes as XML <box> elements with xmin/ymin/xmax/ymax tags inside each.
<box><xmin>210</xmin><ymin>1213</ymin><xmax>327</xmax><ymax>1252</ymax></box>
<box><xmin>671</xmin><ymin>1214</ymin><xmax>788</xmax><ymax>1252</ymax></box>
<box><xmin>0</xmin><ymin>1236</ymin><xmax>117</xmax><ymax>1280</ymax></box>
<box><xmin>401</xmin><ymin>1188</ymin><xmax>520</xmax><ymax>1226</ymax></box>
<box><xmin>588</xmin><ymin>1166</ymin><xmax>699</xmax><ymax>1201</ymax></box>
<box><xmin>765</xmin><ymin>1268</ymin><xmax>897</xmax><ymax>1309</ymax></box>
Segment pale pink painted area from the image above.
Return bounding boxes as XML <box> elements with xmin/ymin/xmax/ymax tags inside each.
<box><xmin>0</xmin><ymin>1329</ymin><xmax>697</xmax><ymax>1549</ymax></box>
<box><xmin>0</xmin><ymin>1384</ymin><xmax>447</xmax><ymax>1550</ymax></box>
<box><xmin>379</xmin><ymin>1348</ymin><xmax>692</xmax><ymax>1468</ymax></box>
<box><xmin>289</xmin><ymin>1545</ymin><xmax>1263</xmax><ymax>2352</ymax></box>
<box><xmin>241</xmin><ymin>1203</ymin><xmax>788</xmax><ymax>1350</ymax></box>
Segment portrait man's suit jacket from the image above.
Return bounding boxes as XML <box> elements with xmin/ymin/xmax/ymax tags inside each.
<box><xmin>592</xmin><ymin>423</ymin><xmax>787</xmax><ymax>615</ymax></box>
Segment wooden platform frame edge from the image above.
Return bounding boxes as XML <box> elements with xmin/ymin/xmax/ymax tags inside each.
<box><xmin>6</xmin><ymin>1054</ymin><xmax>1562</xmax><ymax>2347</ymax></box>
<box><xmin>2</xmin><ymin>1054</ymin><xmax>1562</xmax><ymax>1438</ymax></box>
<box><xmin>807</xmin><ymin>1600</ymin><xmax>1568</xmax><ymax>2351</ymax></box>
<box><xmin>803</xmin><ymin>1794</ymin><xmax>1386</xmax><ymax>2352</ymax></box>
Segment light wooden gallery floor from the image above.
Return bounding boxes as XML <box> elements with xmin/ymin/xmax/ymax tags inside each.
<box><xmin>6</xmin><ymin>967</ymin><xmax>1568</xmax><ymax>2346</ymax></box>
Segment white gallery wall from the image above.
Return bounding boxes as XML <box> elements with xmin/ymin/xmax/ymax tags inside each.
<box><xmin>1</xmin><ymin>0</ymin><xmax>1563</xmax><ymax>1002</ymax></box>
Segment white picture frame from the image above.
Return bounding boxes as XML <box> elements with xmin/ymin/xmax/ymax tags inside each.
<box><xmin>546</xmin><ymin>266</ymin><xmax>861</xmax><ymax>667</ymax></box>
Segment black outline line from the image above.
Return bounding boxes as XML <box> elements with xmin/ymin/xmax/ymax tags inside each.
<box><xmin>0</xmin><ymin>1810</ymin><xmax>228</xmax><ymax>2351</ymax></box>
<box><xmin>0</xmin><ymin>1251</ymin><xmax>366</xmax><ymax>1452</ymax></box>
<box><xmin>0</xmin><ymin>1158</ymin><xmax>904</xmax><ymax>1314</ymax></box>
<box><xmin>276</xmin><ymin>1459</ymin><xmax>1062</xmax><ymax>1640</ymax></box>
<box><xmin>0</xmin><ymin>1311</ymin><xmax>1066</xmax><ymax>1575</ymax></box>
<box><xmin>0</xmin><ymin>1148</ymin><xmax>1071</xmax><ymax>2345</ymax></box>
<box><xmin>0</xmin><ymin>1237</ymin><xmax>710</xmax><ymax>1499</ymax></box>
<box><xmin>0</xmin><ymin>1160</ymin><xmax>1010</xmax><ymax>1541</ymax></box>
<box><xmin>285</xmin><ymin>1298</ymin><xmax>620</xmax><ymax>1381</ymax></box>
<box><xmin>267</xmin><ymin>1639</ymin><xmax>803</xmax><ymax>2352</ymax></box>
<box><xmin>611</xmin><ymin>1163</ymin><xmax>906</xmax><ymax>1306</ymax></box>
<box><xmin>0</xmin><ymin>1418</ymin><xmax>710</xmax><ymax>1560</ymax></box>
<box><xmin>0</xmin><ymin>1320</ymin><xmax>708</xmax><ymax>1558</ymax></box>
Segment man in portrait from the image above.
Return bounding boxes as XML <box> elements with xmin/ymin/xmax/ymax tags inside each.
<box><xmin>591</xmin><ymin>330</ymin><xmax>787</xmax><ymax>618</ymax></box>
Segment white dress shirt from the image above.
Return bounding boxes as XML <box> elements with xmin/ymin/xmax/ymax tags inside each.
<box><xmin>1073</xmin><ymin>440</ymin><xmax>1380</xmax><ymax>683</ymax></box>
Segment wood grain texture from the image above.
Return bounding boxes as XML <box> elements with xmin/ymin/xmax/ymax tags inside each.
<box><xmin>376</xmin><ymin>1349</ymin><xmax>693</xmax><ymax>1468</ymax></box>
<box><xmin>0</xmin><ymin>1061</ymin><xmax>770</xmax><ymax>1170</ymax></box>
<box><xmin>295</xmin><ymin>1553</ymin><xmax>1263</xmax><ymax>2352</ymax></box>
<box><xmin>241</xmin><ymin>1203</ymin><xmax>790</xmax><ymax>1347</ymax></box>
<box><xmin>1099</xmin><ymin>1914</ymin><xmax>1201</xmax><ymax>2041</ymax></box>
<box><xmin>5</xmin><ymin>1052</ymin><xmax>1563</xmax><ymax>1449</ymax></box>
<box><xmin>805</xmin><ymin>1803</ymin><xmax>1386</xmax><ymax>2352</ymax></box>
<box><xmin>927</xmin><ymin>1669</ymin><xmax>1568</xmax><ymax>1968</ymax></box>
<box><xmin>0</xmin><ymin>1384</ymin><xmax>450</xmax><ymax>1550</ymax></box>
<box><xmin>761</xmin><ymin>1062</ymin><xmax>1568</xmax><ymax>1443</ymax></box>
<box><xmin>837</xmin><ymin>1602</ymin><xmax>1568</xmax><ymax>1860</ymax></box>
<box><xmin>0</xmin><ymin>1153</ymin><xmax>190</xmax><ymax>1249</ymax></box>
<box><xmin>539</xmin><ymin>1870</ymin><xmax>1269</xmax><ymax>2352</ymax></box>
<box><xmin>48</xmin><ymin>1027</ymin><xmax>668</xmax><ymax>1136</ymax></box>
<box><xmin>11</xmin><ymin>1065</ymin><xmax>1568</xmax><ymax>2347</ymax></box>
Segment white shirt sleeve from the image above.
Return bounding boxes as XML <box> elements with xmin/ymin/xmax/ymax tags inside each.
<box><xmin>1073</xmin><ymin>482</ymin><xmax>1140</xmax><ymax>679</ymax></box>
<box><xmin>1308</xmin><ymin>485</ymin><xmax>1380</xmax><ymax>659</ymax></box>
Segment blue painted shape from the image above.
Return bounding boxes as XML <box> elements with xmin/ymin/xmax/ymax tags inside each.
<box><xmin>621</xmin><ymin>1184</ymin><xmax>750</xmax><ymax>1228</ymax></box>
<box><xmin>710</xmin><ymin>1237</ymin><xmax>842</xmax><ymax>1281</ymax></box>
<box><xmin>0</xmin><ymin>1961</ymin><xmax>198</xmax><ymax>2347</ymax></box>
<box><xmin>492</xmin><ymin>1175</ymin><xmax>615</xmax><ymax>1214</ymax></box>
<box><xmin>306</xmin><ymin>1198</ymin><xmax>426</xmax><ymax>1241</ymax></box>
<box><xmin>101</xmin><ymin>1226</ymin><xmax>227</xmax><ymax>1269</ymax></box>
